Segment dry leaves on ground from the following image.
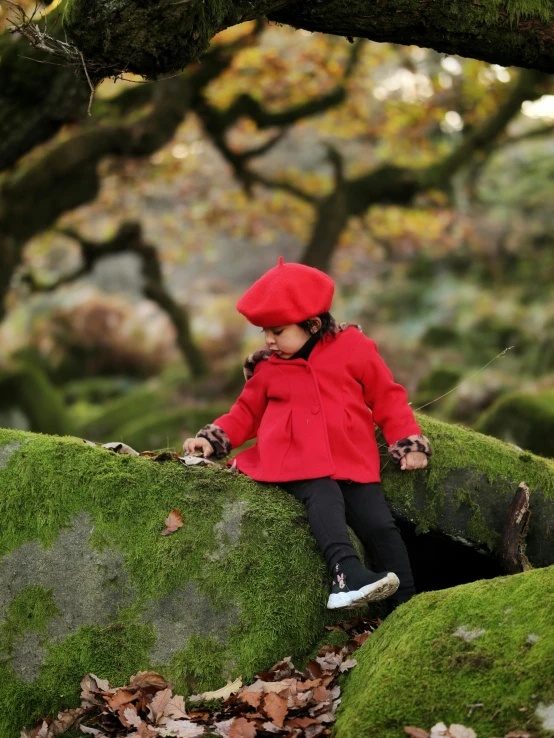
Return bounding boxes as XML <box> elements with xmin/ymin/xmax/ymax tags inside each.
<box><xmin>21</xmin><ymin>619</ymin><xmax>379</xmax><ymax>738</ymax></box>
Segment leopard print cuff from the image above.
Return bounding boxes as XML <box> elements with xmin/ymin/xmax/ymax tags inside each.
<box><xmin>197</xmin><ymin>424</ymin><xmax>232</xmax><ymax>459</ymax></box>
<box><xmin>388</xmin><ymin>435</ymin><xmax>432</xmax><ymax>463</ymax></box>
<box><xmin>243</xmin><ymin>348</ymin><xmax>272</xmax><ymax>381</ymax></box>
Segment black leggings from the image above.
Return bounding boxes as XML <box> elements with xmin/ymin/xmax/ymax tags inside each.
<box><xmin>281</xmin><ymin>477</ymin><xmax>415</xmax><ymax>603</ymax></box>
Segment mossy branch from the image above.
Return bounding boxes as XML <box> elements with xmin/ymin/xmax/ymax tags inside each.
<box><xmin>53</xmin><ymin>0</ymin><xmax>554</xmax><ymax>78</ymax></box>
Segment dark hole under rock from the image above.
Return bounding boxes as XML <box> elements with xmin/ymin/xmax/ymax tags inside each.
<box><xmin>395</xmin><ymin>518</ymin><xmax>503</xmax><ymax>593</ymax></box>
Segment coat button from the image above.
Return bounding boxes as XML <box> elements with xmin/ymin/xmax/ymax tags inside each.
<box><xmin>312</xmin><ymin>406</ymin><xmax>319</xmax><ymax>414</ymax></box>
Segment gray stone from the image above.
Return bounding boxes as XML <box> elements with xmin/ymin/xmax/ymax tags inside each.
<box><xmin>0</xmin><ymin>440</ymin><xmax>22</xmax><ymax>469</ymax></box>
<box><xmin>143</xmin><ymin>583</ymin><xmax>239</xmax><ymax>664</ymax></box>
<box><xmin>0</xmin><ymin>512</ymin><xmax>134</xmax><ymax>680</ymax></box>
<box><xmin>206</xmin><ymin>500</ymin><xmax>248</xmax><ymax>562</ymax></box>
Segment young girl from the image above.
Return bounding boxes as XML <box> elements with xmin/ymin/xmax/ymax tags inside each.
<box><xmin>184</xmin><ymin>257</ymin><xmax>431</xmax><ymax>611</ymax></box>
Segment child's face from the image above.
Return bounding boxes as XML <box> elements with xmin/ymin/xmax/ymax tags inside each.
<box><xmin>262</xmin><ymin>323</ymin><xmax>312</xmax><ymax>359</ymax></box>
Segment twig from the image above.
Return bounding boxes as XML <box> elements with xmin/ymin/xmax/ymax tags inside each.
<box><xmin>79</xmin><ymin>50</ymin><xmax>95</xmax><ymax>115</ymax></box>
<box><xmin>414</xmin><ymin>346</ymin><xmax>514</xmax><ymax>411</ymax></box>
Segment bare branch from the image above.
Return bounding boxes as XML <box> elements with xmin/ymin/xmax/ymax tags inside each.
<box><xmin>23</xmin><ymin>222</ymin><xmax>208</xmax><ymax>377</ymax></box>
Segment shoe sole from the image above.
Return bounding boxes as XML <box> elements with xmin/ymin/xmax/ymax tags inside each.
<box><xmin>326</xmin><ymin>573</ymin><xmax>400</xmax><ymax>610</ymax></box>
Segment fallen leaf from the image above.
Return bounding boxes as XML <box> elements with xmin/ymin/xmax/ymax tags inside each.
<box><xmin>107</xmin><ymin>689</ymin><xmax>137</xmax><ymax>711</ymax></box>
<box><xmin>45</xmin><ymin>707</ymin><xmax>90</xmax><ymax>735</ymax></box>
<box><xmin>178</xmin><ymin>456</ymin><xmax>220</xmax><ymax>467</ymax></box>
<box><xmin>123</xmin><ymin>708</ymin><xmax>143</xmax><ymax>729</ymax></box>
<box><xmin>189</xmin><ymin>677</ymin><xmax>243</xmax><ymax>702</ymax></box>
<box><xmin>161</xmin><ymin>509</ymin><xmax>184</xmax><ymax>536</ymax></box>
<box><xmin>228</xmin><ymin>718</ymin><xmax>257</xmax><ymax>738</ymax></box>
<box><xmin>165</xmin><ymin>695</ymin><xmax>188</xmax><ymax>720</ymax></box>
<box><xmin>256</xmin><ymin>657</ymin><xmax>294</xmax><ymax>682</ymax></box>
<box><xmin>260</xmin><ymin>679</ymin><xmax>296</xmax><ymax>695</ymax></box>
<box><xmin>81</xmin><ymin>674</ymin><xmax>113</xmax><ymax>705</ymax></box>
<box><xmin>289</xmin><ymin>690</ymin><xmax>313</xmax><ymax>709</ymax></box>
<box><xmin>262</xmin><ymin>692</ymin><xmax>288</xmax><ymax>728</ymax></box>
<box><xmin>35</xmin><ymin>722</ymin><xmax>50</xmax><ymax>738</ymax></box>
<box><xmin>237</xmin><ymin>690</ymin><xmax>262</xmax><ymax>709</ymax></box>
<box><xmin>312</xmin><ymin>686</ymin><xmax>331</xmax><ymax>702</ymax></box>
<box><xmin>162</xmin><ymin>719</ymin><xmax>205</xmax><ymax>736</ymax></box>
<box><xmin>261</xmin><ymin>723</ymin><xmax>283</xmax><ymax>734</ymax></box>
<box><xmin>305</xmin><ymin>724</ymin><xmax>325</xmax><ymax>738</ymax></box>
<box><xmin>430</xmin><ymin>724</ymin><xmax>449</xmax><ymax>738</ymax></box>
<box><xmin>102</xmin><ymin>442</ymin><xmax>140</xmax><ymax>456</ymax></box>
<box><xmin>305</xmin><ymin>661</ymin><xmax>323</xmax><ymax>680</ymax></box>
<box><xmin>339</xmin><ymin>658</ymin><xmax>357</xmax><ymax>673</ymax></box>
<box><xmin>448</xmin><ymin>726</ymin><xmax>477</xmax><ymax>738</ymax></box>
<box><xmin>148</xmin><ymin>688</ymin><xmax>173</xmax><ymax>723</ymax></box>
<box><xmin>129</xmin><ymin>671</ymin><xmax>171</xmax><ymax>692</ymax></box>
<box><xmin>286</xmin><ymin>717</ymin><xmax>321</xmax><ymax>729</ymax></box>
<box><xmin>404</xmin><ymin>728</ymin><xmax>430</xmax><ymax>738</ymax></box>
<box><xmin>79</xmin><ymin>727</ymin><xmax>108</xmax><ymax>737</ymax></box>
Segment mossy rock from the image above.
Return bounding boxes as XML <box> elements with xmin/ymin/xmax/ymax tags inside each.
<box><xmin>0</xmin><ymin>363</ymin><xmax>70</xmax><ymax>436</ymax></box>
<box><xmin>381</xmin><ymin>415</ymin><xmax>554</xmax><ymax>567</ymax></box>
<box><xmin>2</xmin><ymin>415</ymin><xmax>554</xmax><ymax>733</ymax></box>
<box><xmin>63</xmin><ymin>376</ymin><xmax>138</xmax><ymax>406</ymax></box>
<box><xmin>474</xmin><ymin>389</ymin><xmax>554</xmax><ymax>459</ymax></box>
<box><xmin>75</xmin><ymin>384</ymin><xmax>173</xmax><ymax>441</ymax></box>
<box><xmin>0</xmin><ymin>427</ymin><xmax>352</xmax><ymax>735</ymax></box>
<box><xmin>335</xmin><ymin>566</ymin><xmax>554</xmax><ymax>738</ymax></box>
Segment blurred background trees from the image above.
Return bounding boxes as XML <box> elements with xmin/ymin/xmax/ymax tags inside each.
<box><xmin>1</xmin><ymin>0</ymin><xmax>554</xmax><ymax>456</ymax></box>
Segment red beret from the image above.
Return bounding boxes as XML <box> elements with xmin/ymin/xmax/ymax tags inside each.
<box><xmin>236</xmin><ymin>257</ymin><xmax>334</xmax><ymax>327</ymax></box>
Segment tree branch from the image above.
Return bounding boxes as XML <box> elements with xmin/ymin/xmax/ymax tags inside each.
<box><xmin>55</xmin><ymin>0</ymin><xmax>554</xmax><ymax>79</ymax></box>
<box><xmin>422</xmin><ymin>68</ymin><xmax>550</xmax><ymax>188</ymax></box>
<box><xmin>23</xmin><ymin>222</ymin><xmax>208</xmax><ymax>377</ymax></box>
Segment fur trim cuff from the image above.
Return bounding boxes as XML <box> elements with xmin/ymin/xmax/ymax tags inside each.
<box><xmin>388</xmin><ymin>435</ymin><xmax>432</xmax><ymax>463</ymax></box>
<box><xmin>197</xmin><ymin>424</ymin><xmax>232</xmax><ymax>459</ymax></box>
<box><xmin>243</xmin><ymin>348</ymin><xmax>272</xmax><ymax>381</ymax></box>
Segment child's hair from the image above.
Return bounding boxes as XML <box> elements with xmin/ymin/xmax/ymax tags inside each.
<box><xmin>297</xmin><ymin>312</ymin><xmax>333</xmax><ymax>338</ymax></box>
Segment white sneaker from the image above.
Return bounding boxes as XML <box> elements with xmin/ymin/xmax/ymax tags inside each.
<box><xmin>327</xmin><ymin>571</ymin><xmax>400</xmax><ymax>610</ymax></box>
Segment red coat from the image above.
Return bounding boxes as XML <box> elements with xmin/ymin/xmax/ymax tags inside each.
<box><xmin>213</xmin><ymin>327</ymin><xmax>422</xmax><ymax>483</ymax></box>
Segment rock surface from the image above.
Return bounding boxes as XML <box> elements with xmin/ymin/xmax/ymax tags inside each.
<box><xmin>335</xmin><ymin>566</ymin><xmax>554</xmax><ymax>738</ymax></box>
<box><xmin>1</xmin><ymin>417</ymin><xmax>554</xmax><ymax>734</ymax></box>
<box><xmin>0</xmin><ymin>428</ymin><xmax>331</xmax><ymax>735</ymax></box>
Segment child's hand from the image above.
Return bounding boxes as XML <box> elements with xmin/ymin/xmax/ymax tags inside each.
<box><xmin>400</xmin><ymin>451</ymin><xmax>428</xmax><ymax>471</ymax></box>
<box><xmin>182</xmin><ymin>437</ymin><xmax>214</xmax><ymax>458</ymax></box>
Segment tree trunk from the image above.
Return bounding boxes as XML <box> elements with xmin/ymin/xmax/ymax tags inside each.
<box><xmin>61</xmin><ymin>0</ymin><xmax>554</xmax><ymax>78</ymax></box>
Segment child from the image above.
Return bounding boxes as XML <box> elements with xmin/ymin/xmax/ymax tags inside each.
<box><xmin>183</xmin><ymin>257</ymin><xmax>431</xmax><ymax>611</ymax></box>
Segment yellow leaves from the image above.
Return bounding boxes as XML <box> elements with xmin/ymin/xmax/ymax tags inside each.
<box><xmin>189</xmin><ymin>677</ymin><xmax>243</xmax><ymax>703</ymax></box>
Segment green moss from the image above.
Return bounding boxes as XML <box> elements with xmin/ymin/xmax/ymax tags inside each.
<box><xmin>480</xmin><ymin>0</ymin><xmax>552</xmax><ymax>24</ymax></box>
<box><xmin>0</xmin><ymin>428</ymin><xmax>345</xmax><ymax>733</ymax></box>
<box><xmin>0</xmin><ymin>363</ymin><xmax>70</xmax><ymax>436</ymax></box>
<box><xmin>0</xmin><ymin>623</ymin><xmax>155</xmax><ymax>734</ymax></box>
<box><xmin>381</xmin><ymin>414</ymin><xmax>554</xmax><ymax>564</ymax></box>
<box><xmin>75</xmin><ymin>385</ymin><xmax>171</xmax><ymax>440</ymax></box>
<box><xmin>335</xmin><ymin>566</ymin><xmax>554</xmax><ymax>738</ymax></box>
<box><xmin>474</xmin><ymin>390</ymin><xmax>554</xmax><ymax>459</ymax></box>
